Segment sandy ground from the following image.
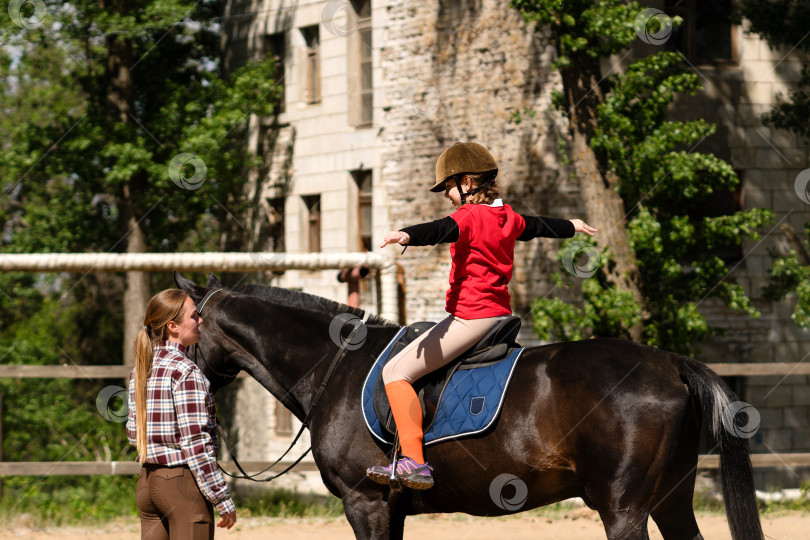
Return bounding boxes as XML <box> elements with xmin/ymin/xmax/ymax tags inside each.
<box><xmin>1</xmin><ymin>509</ymin><xmax>808</xmax><ymax>539</ymax></box>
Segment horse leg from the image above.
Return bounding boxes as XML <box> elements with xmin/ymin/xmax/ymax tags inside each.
<box><xmin>648</xmin><ymin>441</ymin><xmax>703</xmax><ymax>538</ymax></box>
<box><xmin>649</xmin><ymin>484</ymin><xmax>702</xmax><ymax>540</ymax></box>
<box><xmin>388</xmin><ymin>509</ymin><xmax>406</xmax><ymax>540</ymax></box>
<box><xmin>341</xmin><ymin>488</ymin><xmax>406</xmax><ymax>540</ymax></box>
<box><xmin>593</xmin><ymin>504</ymin><xmax>652</xmax><ymax>540</ymax></box>
<box><xmin>649</xmin><ymin>390</ymin><xmax>703</xmax><ymax>540</ymax></box>
<box><xmin>581</xmin><ymin>446</ymin><xmax>661</xmax><ymax>539</ymax></box>
<box><xmin>583</xmin><ymin>375</ymin><xmax>696</xmax><ymax>539</ymax></box>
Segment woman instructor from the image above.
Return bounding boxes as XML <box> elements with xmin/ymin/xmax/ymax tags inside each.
<box><xmin>127</xmin><ymin>289</ymin><xmax>236</xmax><ymax>539</ymax></box>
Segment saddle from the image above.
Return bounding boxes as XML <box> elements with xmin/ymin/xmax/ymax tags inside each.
<box><xmin>371</xmin><ymin>316</ymin><xmax>522</xmax><ymax>439</ymax></box>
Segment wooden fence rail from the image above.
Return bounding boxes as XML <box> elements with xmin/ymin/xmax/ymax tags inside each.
<box><xmin>0</xmin><ymin>365</ymin><xmax>250</xmax><ymax>378</ymax></box>
<box><xmin>2</xmin><ymin>362</ymin><xmax>809</xmax><ymax>379</ymax></box>
<box><xmin>0</xmin><ymin>455</ymin><xmax>809</xmax><ymax>476</ymax></box>
<box><xmin>0</xmin><ymin>362</ymin><xmax>808</xmax><ymax>475</ymax></box>
<box><xmin>0</xmin><ymin>461</ymin><xmax>318</xmax><ymax>476</ymax></box>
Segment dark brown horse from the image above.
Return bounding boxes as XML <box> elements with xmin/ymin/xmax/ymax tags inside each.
<box><xmin>175</xmin><ymin>272</ymin><xmax>763</xmax><ymax>540</ymax></box>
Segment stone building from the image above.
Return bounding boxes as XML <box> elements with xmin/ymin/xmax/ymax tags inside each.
<box><xmin>220</xmin><ymin>0</ymin><xmax>809</xmax><ymax>493</ymax></box>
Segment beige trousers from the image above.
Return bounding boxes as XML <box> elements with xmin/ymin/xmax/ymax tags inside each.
<box><xmin>382</xmin><ymin>314</ymin><xmax>508</xmax><ymax>384</ymax></box>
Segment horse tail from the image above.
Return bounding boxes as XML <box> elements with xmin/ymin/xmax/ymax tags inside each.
<box><xmin>674</xmin><ymin>355</ymin><xmax>763</xmax><ymax>540</ymax></box>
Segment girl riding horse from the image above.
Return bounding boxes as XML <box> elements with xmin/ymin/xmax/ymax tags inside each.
<box><xmin>366</xmin><ymin>142</ymin><xmax>597</xmax><ymax>489</ymax></box>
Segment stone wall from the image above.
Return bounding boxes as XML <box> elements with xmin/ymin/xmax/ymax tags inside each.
<box><xmin>378</xmin><ymin>2</ymin><xmax>580</xmax><ymax>335</ymax></box>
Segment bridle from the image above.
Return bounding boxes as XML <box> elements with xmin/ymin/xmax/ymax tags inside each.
<box><xmin>191</xmin><ymin>289</ymin><xmax>238</xmax><ymax>389</ymax></box>
<box><xmin>192</xmin><ymin>288</ymin><xmax>362</xmax><ymax>482</ymax></box>
<box><xmin>197</xmin><ymin>287</ymin><xmax>223</xmax><ymax>315</ymax></box>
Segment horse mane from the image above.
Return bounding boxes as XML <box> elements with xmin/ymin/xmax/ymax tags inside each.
<box><xmin>233</xmin><ymin>283</ymin><xmax>396</xmax><ymax>327</ymax></box>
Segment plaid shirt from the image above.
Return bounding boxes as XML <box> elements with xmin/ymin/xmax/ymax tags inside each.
<box><xmin>127</xmin><ymin>340</ymin><xmax>235</xmax><ymax>515</ymax></box>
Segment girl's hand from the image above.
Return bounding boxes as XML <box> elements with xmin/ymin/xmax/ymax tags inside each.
<box><xmin>380</xmin><ymin>231</ymin><xmax>410</xmax><ymax>248</ymax></box>
<box><xmin>571</xmin><ymin>219</ymin><xmax>597</xmax><ymax>236</ymax></box>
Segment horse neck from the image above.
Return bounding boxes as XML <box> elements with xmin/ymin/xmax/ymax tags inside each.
<box><xmin>231</xmin><ymin>301</ymin><xmax>398</xmax><ymax>421</ymax></box>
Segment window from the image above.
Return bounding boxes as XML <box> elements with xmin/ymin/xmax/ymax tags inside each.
<box><xmin>266</xmin><ymin>197</ymin><xmax>285</xmax><ymax>253</ymax></box>
<box><xmin>349</xmin><ymin>1</ymin><xmax>372</xmax><ymax>126</ymax></box>
<box><xmin>664</xmin><ymin>0</ymin><xmax>738</xmax><ymax>65</ymax></box>
<box><xmin>275</xmin><ymin>402</ymin><xmax>292</xmax><ymax>436</ymax></box>
<box><xmin>300</xmin><ymin>26</ymin><xmax>321</xmax><ymax>104</ymax></box>
<box><xmin>302</xmin><ymin>195</ymin><xmax>321</xmax><ymax>252</ymax></box>
<box><xmin>357</xmin><ymin>1</ymin><xmax>372</xmax><ymax>125</ymax></box>
<box><xmin>352</xmin><ymin>169</ymin><xmax>373</xmax><ymax>251</ymax></box>
<box><xmin>687</xmin><ymin>187</ymin><xmax>743</xmax><ymax>263</ymax></box>
<box><xmin>265</xmin><ymin>33</ymin><xmax>286</xmax><ymax>112</ymax></box>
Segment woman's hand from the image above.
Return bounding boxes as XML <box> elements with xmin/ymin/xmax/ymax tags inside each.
<box><xmin>380</xmin><ymin>231</ymin><xmax>410</xmax><ymax>248</ymax></box>
<box><xmin>217</xmin><ymin>510</ymin><xmax>237</xmax><ymax>529</ymax></box>
<box><xmin>570</xmin><ymin>219</ymin><xmax>597</xmax><ymax>236</ymax></box>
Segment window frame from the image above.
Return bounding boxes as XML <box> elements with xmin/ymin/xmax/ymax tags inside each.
<box><xmin>300</xmin><ymin>25</ymin><xmax>321</xmax><ymax>105</ymax></box>
<box><xmin>664</xmin><ymin>0</ymin><xmax>740</xmax><ymax>67</ymax></box>
<box><xmin>302</xmin><ymin>194</ymin><xmax>321</xmax><ymax>253</ymax></box>
<box><xmin>352</xmin><ymin>169</ymin><xmax>373</xmax><ymax>251</ymax></box>
<box><xmin>264</xmin><ymin>32</ymin><xmax>286</xmax><ymax>113</ymax></box>
<box><xmin>348</xmin><ymin>1</ymin><xmax>373</xmax><ymax>127</ymax></box>
<box><xmin>274</xmin><ymin>402</ymin><xmax>293</xmax><ymax>436</ymax></box>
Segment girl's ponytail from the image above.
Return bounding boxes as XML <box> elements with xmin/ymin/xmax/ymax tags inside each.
<box><xmin>134</xmin><ymin>327</ymin><xmax>153</xmax><ymax>463</ymax></box>
<box><xmin>132</xmin><ymin>288</ymin><xmax>188</xmax><ymax>463</ymax></box>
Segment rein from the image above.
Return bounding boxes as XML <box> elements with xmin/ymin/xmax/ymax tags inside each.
<box><xmin>194</xmin><ymin>288</ymin><xmax>361</xmax><ymax>482</ymax></box>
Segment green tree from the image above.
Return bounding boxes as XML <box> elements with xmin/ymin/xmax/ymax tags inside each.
<box><xmin>512</xmin><ymin>0</ymin><xmax>773</xmax><ymax>354</ymax></box>
<box><xmin>738</xmin><ymin>0</ymin><xmax>810</xmax><ymax>328</ymax></box>
<box><xmin>0</xmin><ymin>296</ymin><xmax>137</xmax><ymax>523</ymax></box>
<box><xmin>0</xmin><ymin>0</ymin><xmax>280</xmax><ymax>520</ymax></box>
<box><xmin>1</xmin><ymin>0</ymin><xmax>281</xmax><ymax>362</ymax></box>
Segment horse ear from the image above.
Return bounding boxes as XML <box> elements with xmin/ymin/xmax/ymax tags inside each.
<box><xmin>207</xmin><ymin>273</ymin><xmax>223</xmax><ymax>288</ymax></box>
<box><xmin>174</xmin><ymin>271</ymin><xmax>206</xmax><ymax>302</ymax></box>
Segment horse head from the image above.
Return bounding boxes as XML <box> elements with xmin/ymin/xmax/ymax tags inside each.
<box><xmin>173</xmin><ymin>271</ymin><xmax>321</xmax><ymax>419</ymax></box>
<box><xmin>174</xmin><ymin>271</ymin><xmax>241</xmax><ymax>393</ymax></box>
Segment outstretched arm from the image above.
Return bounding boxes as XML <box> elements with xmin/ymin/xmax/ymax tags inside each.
<box><xmin>380</xmin><ymin>217</ymin><xmax>460</xmax><ymax>248</ymax></box>
<box><xmin>517</xmin><ymin>215</ymin><xmax>596</xmax><ymax>241</ymax></box>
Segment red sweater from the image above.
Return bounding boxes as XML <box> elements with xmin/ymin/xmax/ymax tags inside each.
<box><xmin>446</xmin><ymin>203</ymin><xmax>525</xmax><ymax>319</ymax></box>
<box><xmin>400</xmin><ymin>203</ymin><xmax>575</xmax><ymax>319</ymax></box>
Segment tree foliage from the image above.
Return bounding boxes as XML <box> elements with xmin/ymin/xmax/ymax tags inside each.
<box><xmin>1</xmin><ymin>1</ymin><xmax>280</xmax><ymax>257</ymax></box>
<box><xmin>513</xmin><ymin>0</ymin><xmax>774</xmax><ymax>354</ymax></box>
<box><xmin>762</xmin><ymin>223</ymin><xmax>810</xmax><ymax>328</ymax></box>
<box><xmin>0</xmin><ymin>0</ymin><xmax>279</xmax><ymax>520</ymax></box>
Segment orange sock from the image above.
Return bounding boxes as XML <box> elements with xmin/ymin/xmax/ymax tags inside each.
<box><xmin>384</xmin><ymin>380</ymin><xmax>425</xmax><ymax>464</ymax></box>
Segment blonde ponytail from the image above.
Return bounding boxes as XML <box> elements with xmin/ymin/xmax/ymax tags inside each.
<box><xmin>134</xmin><ymin>327</ymin><xmax>153</xmax><ymax>463</ymax></box>
<box><xmin>132</xmin><ymin>289</ymin><xmax>189</xmax><ymax>463</ymax></box>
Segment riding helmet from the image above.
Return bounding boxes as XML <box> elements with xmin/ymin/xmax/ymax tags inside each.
<box><xmin>430</xmin><ymin>142</ymin><xmax>498</xmax><ymax>192</ymax></box>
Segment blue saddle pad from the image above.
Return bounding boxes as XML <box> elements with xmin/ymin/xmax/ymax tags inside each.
<box><xmin>361</xmin><ymin>328</ymin><xmax>524</xmax><ymax>446</ymax></box>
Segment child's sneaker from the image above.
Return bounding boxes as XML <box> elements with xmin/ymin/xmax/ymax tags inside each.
<box><xmin>366</xmin><ymin>455</ymin><xmax>434</xmax><ymax>490</ymax></box>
